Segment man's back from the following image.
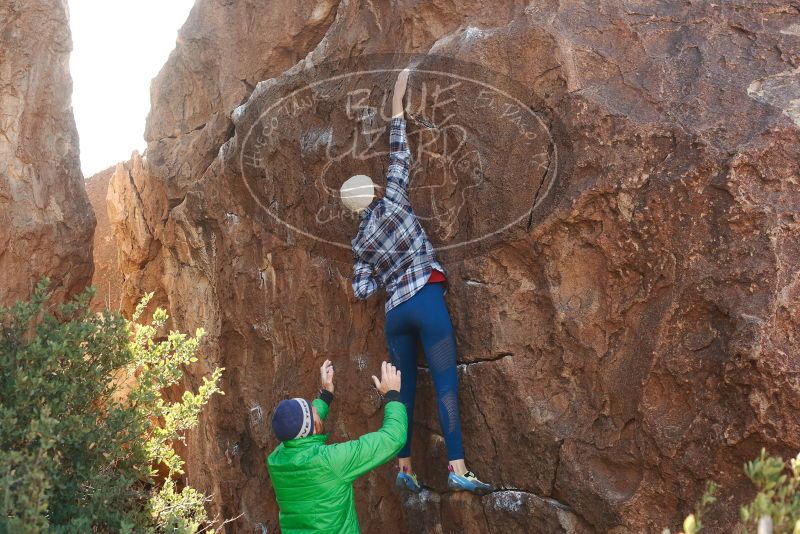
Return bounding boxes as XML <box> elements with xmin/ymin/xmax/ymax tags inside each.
<box><xmin>267</xmin><ymin>399</ymin><xmax>407</xmax><ymax>533</ymax></box>
<box><xmin>268</xmin><ymin>434</ymin><xmax>359</xmax><ymax>532</ymax></box>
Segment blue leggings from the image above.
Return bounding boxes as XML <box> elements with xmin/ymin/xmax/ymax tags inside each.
<box><xmin>385</xmin><ymin>282</ymin><xmax>464</xmax><ymax>461</ymax></box>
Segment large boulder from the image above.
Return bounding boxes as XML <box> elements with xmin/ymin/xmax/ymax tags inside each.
<box><xmin>107</xmin><ymin>0</ymin><xmax>800</xmax><ymax>532</ymax></box>
<box><xmin>0</xmin><ymin>0</ymin><xmax>95</xmax><ymax>305</ymax></box>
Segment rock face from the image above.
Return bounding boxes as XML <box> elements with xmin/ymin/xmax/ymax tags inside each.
<box><xmin>107</xmin><ymin>0</ymin><xmax>800</xmax><ymax>532</ymax></box>
<box><xmin>85</xmin><ymin>166</ymin><xmax>122</xmax><ymax>311</ymax></box>
<box><xmin>0</xmin><ymin>0</ymin><xmax>95</xmax><ymax>305</ymax></box>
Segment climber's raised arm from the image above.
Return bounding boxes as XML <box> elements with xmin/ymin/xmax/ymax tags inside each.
<box><xmin>392</xmin><ymin>68</ymin><xmax>409</xmax><ymax>119</ymax></box>
<box><xmin>386</xmin><ymin>69</ymin><xmax>411</xmax><ymax>204</ymax></box>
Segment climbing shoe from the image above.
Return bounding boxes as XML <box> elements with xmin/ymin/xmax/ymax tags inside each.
<box><xmin>447</xmin><ymin>470</ymin><xmax>493</xmax><ymax>495</ymax></box>
<box><xmin>395</xmin><ymin>470</ymin><xmax>423</xmax><ymax>494</ymax></box>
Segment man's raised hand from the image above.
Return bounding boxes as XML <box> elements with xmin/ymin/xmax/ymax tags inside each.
<box><xmin>320</xmin><ymin>359</ymin><xmax>334</xmax><ymax>393</ymax></box>
<box><xmin>371</xmin><ymin>361</ymin><xmax>401</xmax><ymax>395</ymax></box>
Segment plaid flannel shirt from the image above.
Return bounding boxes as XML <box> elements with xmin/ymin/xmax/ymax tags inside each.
<box><xmin>351</xmin><ymin>117</ymin><xmax>446</xmax><ymax>314</ymax></box>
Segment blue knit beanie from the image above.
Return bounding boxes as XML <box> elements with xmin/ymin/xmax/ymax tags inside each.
<box><xmin>271</xmin><ymin>398</ymin><xmax>313</xmax><ymax>442</ymax></box>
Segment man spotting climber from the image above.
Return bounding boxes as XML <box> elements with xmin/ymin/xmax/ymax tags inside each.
<box><xmin>267</xmin><ymin>360</ymin><xmax>406</xmax><ymax>533</ymax></box>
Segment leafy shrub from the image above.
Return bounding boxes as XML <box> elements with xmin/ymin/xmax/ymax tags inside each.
<box><xmin>675</xmin><ymin>482</ymin><xmax>718</xmax><ymax>534</ymax></box>
<box><xmin>740</xmin><ymin>449</ymin><xmax>800</xmax><ymax>534</ymax></box>
<box><xmin>0</xmin><ymin>280</ymin><xmax>223</xmax><ymax>532</ymax></box>
<box><xmin>667</xmin><ymin>450</ymin><xmax>800</xmax><ymax>534</ymax></box>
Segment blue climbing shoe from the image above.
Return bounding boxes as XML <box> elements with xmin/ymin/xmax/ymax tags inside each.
<box><xmin>395</xmin><ymin>470</ymin><xmax>423</xmax><ymax>494</ymax></box>
<box><xmin>448</xmin><ymin>470</ymin><xmax>493</xmax><ymax>495</ymax></box>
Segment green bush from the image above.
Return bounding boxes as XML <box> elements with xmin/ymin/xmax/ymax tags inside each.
<box><xmin>740</xmin><ymin>449</ymin><xmax>800</xmax><ymax>534</ymax></box>
<box><xmin>682</xmin><ymin>482</ymin><xmax>718</xmax><ymax>534</ymax></box>
<box><xmin>667</xmin><ymin>450</ymin><xmax>800</xmax><ymax>534</ymax></box>
<box><xmin>0</xmin><ymin>280</ymin><xmax>223</xmax><ymax>532</ymax></box>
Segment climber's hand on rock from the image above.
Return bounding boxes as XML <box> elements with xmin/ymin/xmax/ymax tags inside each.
<box><xmin>320</xmin><ymin>359</ymin><xmax>334</xmax><ymax>393</ymax></box>
<box><xmin>394</xmin><ymin>68</ymin><xmax>410</xmax><ymax>94</ymax></box>
<box><xmin>392</xmin><ymin>69</ymin><xmax>411</xmax><ymax>118</ymax></box>
<box><xmin>371</xmin><ymin>361</ymin><xmax>401</xmax><ymax>395</ymax></box>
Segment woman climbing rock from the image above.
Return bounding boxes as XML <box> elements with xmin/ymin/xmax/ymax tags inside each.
<box><xmin>341</xmin><ymin>68</ymin><xmax>492</xmax><ymax>495</ymax></box>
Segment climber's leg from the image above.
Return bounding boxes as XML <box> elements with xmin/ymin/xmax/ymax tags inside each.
<box><xmin>413</xmin><ymin>283</ymin><xmax>465</xmax><ymax>463</ymax></box>
<box><xmin>385</xmin><ymin>302</ymin><xmax>419</xmax><ymax>460</ymax></box>
<box><xmin>385</xmin><ymin>299</ymin><xmax>424</xmax><ymax>493</ymax></box>
<box><xmin>414</xmin><ymin>283</ymin><xmax>493</xmax><ymax>494</ymax></box>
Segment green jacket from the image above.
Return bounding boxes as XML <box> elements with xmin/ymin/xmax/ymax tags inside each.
<box><xmin>266</xmin><ymin>396</ymin><xmax>407</xmax><ymax>533</ymax></box>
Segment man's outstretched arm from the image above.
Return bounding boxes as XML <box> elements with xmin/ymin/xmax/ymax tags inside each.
<box><xmin>312</xmin><ymin>359</ymin><xmax>335</xmax><ymax>420</ymax></box>
<box><xmin>324</xmin><ymin>362</ymin><xmax>407</xmax><ymax>483</ymax></box>
<box><xmin>386</xmin><ymin>69</ymin><xmax>412</xmax><ymax>205</ymax></box>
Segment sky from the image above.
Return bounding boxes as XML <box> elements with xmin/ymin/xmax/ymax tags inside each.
<box><xmin>68</xmin><ymin>0</ymin><xmax>195</xmax><ymax>177</ymax></box>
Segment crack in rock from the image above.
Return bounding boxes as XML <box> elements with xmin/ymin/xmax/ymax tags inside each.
<box><xmin>417</xmin><ymin>352</ymin><xmax>514</xmax><ymax>370</ymax></box>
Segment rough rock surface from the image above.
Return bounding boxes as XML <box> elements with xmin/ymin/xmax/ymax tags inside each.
<box><xmin>0</xmin><ymin>0</ymin><xmax>94</xmax><ymax>305</ymax></box>
<box><xmin>107</xmin><ymin>1</ymin><xmax>800</xmax><ymax>532</ymax></box>
<box><xmin>85</xmin><ymin>165</ymin><xmax>122</xmax><ymax>311</ymax></box>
